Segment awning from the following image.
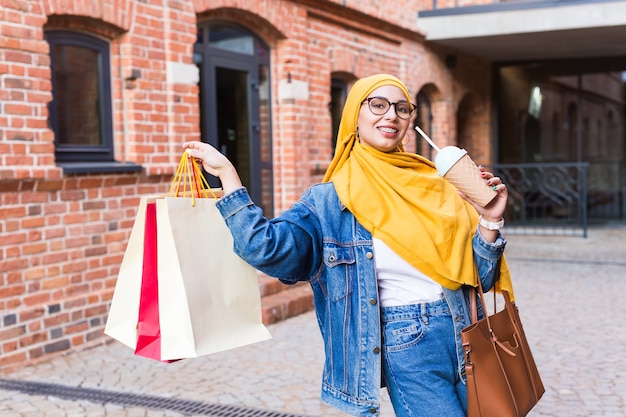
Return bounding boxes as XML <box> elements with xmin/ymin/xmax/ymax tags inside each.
<box><xmin>416</xmin><ymin>0</ymin><xmax>626</xmax><ymax>62</ymax></box>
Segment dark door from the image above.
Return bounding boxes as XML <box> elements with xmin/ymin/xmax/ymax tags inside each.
<box><xmin>194</xmin><ymin>23</ymin><xmax>273</xmax><ymax>216</ymax></box>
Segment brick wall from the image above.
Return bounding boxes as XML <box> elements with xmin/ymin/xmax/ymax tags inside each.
<box><xmin>0</xmin><ymin>0</ymin><xmax>492</xmax><ymax>369</ymax></box>
<box><xmin>0</xmin><ymin>174</ymin><xmax>170</xmax><ymax>368</ymax></box>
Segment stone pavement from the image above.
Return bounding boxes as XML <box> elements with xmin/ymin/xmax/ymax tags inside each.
<box><xmin>1</xmin><ymin>226</ymin><xmax>625</xmax><ymax>417</ymax></box>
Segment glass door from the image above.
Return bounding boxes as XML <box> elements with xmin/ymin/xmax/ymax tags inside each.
<box><xmin>195</xmin><ymin>23</ymin><xmax>273</xmax><ymax>216</ymax></box>
<box><xmin>215</xmin><ymin>67</ymin><xmax>251</xmax><ymax>187</ymax></box>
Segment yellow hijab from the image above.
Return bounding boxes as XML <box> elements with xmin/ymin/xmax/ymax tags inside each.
<box><xmin>323</xmin><ymin>74</ymin><xmax>513</xmax><ymax>295</ymax></box>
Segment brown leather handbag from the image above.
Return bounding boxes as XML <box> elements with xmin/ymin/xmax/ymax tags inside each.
<box><xmin>461</xmin><ymin>280</ymin><xmax>545</xmax><ymax>417</ymax></box>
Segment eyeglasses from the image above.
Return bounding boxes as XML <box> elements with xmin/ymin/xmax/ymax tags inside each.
<box><xmin>362</xmin><ymin>97</ymin><xmax>416</xmax><ymax>120</ymax></box>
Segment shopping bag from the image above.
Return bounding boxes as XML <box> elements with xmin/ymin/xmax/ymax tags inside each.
<box><xmin>134</xmin><ymin>199</ymin><xmax>163</xmax><ymax>360</ymax></box>
<box><xmin>105</xmin><ymin>152</ymin><xmax>272</xmax><ymax>361</ymax></box>
<box><xmin>462</xmin><ymin>281</ymin><xmax>544</xmax><ymax>417</ymax></box>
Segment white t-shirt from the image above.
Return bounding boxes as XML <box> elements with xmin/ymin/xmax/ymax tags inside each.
<box><xmin>373</xmin><ymin>238</ymin><xmax>444</xmax><ymax>307</ymax></box>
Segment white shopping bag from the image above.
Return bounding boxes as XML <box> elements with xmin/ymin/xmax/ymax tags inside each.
<box><xmin>105</xmin><ymin>195</ymin><xmax>272</xmax><ymax>361</ymax></box>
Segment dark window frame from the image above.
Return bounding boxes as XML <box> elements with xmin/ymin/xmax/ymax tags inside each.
<box><xmin>46</xmin><ymin>31</ymin><xmax>138</xmax><ymax>173</ymax></box>
<box><xmin>330</xmin><ymin>78</ymin><xmax>348</xmax><ymax>154</ymax></box>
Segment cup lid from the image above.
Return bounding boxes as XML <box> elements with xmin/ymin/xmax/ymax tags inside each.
<box><xmin>434</xmin><ymin>146</ymin><xmax>468</xmax><ymax>177</ymax></box>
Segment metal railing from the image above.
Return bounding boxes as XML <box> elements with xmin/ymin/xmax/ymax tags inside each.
<box><xmin>489</xmin><ymin>162</ymin><xmax>589</xmax><ymax>237</ymax></box>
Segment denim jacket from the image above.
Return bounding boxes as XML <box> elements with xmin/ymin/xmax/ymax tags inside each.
<box><xmin>216</xmin><ymin>184</ymin><xmax>506</xmax><ymax>417</ymax></box>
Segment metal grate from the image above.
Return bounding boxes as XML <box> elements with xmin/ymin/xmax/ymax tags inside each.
<box><xmin>489</xmin><ymin>162</ymin><xmax>589</xmax><ymax>237</ymax></box>
<box><xmin>0</xmin><ymin>378</ymin><xmax>311</xmax><ymax>417</ymax></box>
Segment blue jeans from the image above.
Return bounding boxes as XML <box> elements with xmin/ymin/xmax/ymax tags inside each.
<box><xmin>381</xmin><ymin>299</ymin><xmax>467</xmax><ymax>417</ymax></box>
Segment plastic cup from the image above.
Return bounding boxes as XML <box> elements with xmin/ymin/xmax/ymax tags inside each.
<box><xmin>435</xmin><ymin>146</ymin><xmax>497</xmax><ymax>207</ymax></box>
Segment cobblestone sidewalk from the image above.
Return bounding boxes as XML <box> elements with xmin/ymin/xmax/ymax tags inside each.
<box><xmin>1</xmin><ymin>226</ymin><xmax>625</xmax><ymax>417</ymax></box>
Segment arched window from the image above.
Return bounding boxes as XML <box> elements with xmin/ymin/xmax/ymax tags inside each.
<box><xmin>46</xmin><ymin>31</ymin><xmax>115</xmax><ymax>166</ymax></box>
<box><xmin>549</xmin><ymin>112</ymin><xmax>559</xmax><ymax>159</ymax></box>
<box><xmin>567</xmin><ymin>102</ymin><xmax>578</xmax><ymax>162</ymax></box>
<box><xmin>330</xmin><ymin>78</ymin><xmax>348</xmax><ymax>154</ymax></box>
<box><xmin>415</xmin><ymin>91</ymin><xmax>433</xmax><ymax>159</ymax></box>
<box><xmin>604</xmin><ymin>110</ymin><xmax>614</xmax><ymax>157</ymax></box>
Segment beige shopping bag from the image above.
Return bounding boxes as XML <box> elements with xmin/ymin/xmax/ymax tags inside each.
<box><xmin>105</xmin><ymin>152</ymin><xmax>271</xmax><ymax>361</ymax></box>
<box><xmin>105</xmin><ymin>195</ymin><xmax>272</xmax><ymax>360</ymax></box>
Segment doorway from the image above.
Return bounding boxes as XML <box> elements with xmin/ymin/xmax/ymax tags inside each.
<box><xmin>194</xmin><ymin>22</ymin><xmax>273</xmax><ymax>216</ymax></box>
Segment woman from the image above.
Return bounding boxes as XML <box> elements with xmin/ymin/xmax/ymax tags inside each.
<box><xmin>183</xmin><ymin>73</ymin><xmax>512</xmax><ymax>417</ymax></box>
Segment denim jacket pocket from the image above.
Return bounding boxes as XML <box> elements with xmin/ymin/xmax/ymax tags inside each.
<box><xmin>321</xmin><ymin>243</ymin><xmax>355</xmax><ymax>301</ymax></box>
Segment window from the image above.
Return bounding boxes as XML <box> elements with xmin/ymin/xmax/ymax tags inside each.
<box><xmin>46</xmin><ymin>31</ymin><xmax>118</xmax><ymax>168</ymax></box>
<box><xmin>415</xmin><ymin>91</ymin><xmax>433</xmax><ymax>159</ymax></box>
<box><xmin>330</xmin><ymin>78</ymin><xmax>347</xmax><ymax>153</ymax></box>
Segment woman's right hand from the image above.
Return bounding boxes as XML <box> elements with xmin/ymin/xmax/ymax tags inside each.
<box><xmin>182</xmin><ymin>141</ymin><xmax>243</xmax><ymax>195</ymax></box>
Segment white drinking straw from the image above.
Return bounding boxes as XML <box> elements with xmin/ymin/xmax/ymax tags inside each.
<box><xmin>414</xmin><ymin>125</ymin><xmax>440</xmax><ymax>152</ymax></box>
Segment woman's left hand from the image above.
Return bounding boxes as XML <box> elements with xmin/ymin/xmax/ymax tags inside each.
<box><xmin>458</xmin><ymin>166</ymin><xmax>508</xmax><ymax>240</ymax></box>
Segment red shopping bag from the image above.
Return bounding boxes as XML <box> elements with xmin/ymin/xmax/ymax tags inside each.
<box><xmin>134</xmin><ymin>201</ymin><xmax>165</xmax><ymax>361</ymax></box>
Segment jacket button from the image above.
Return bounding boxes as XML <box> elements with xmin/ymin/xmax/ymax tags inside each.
<box><xmin>366</xmin><ymin>252</ymin><xmax>373</xmax><ymax>259</ymax></box>
<box><xmin>373</xmin><ymin>347</ymin><xmax>380</xmax><ymax>354</ymax></box>
<box><xmin>370</xmin><ymin>407</ymin><xmax>377</xmax><ymax>413</ymax></box>
<box><xmin>328</xmin><ymin>255</ymin><xmax>336</xmax><ymax>262</ymax></box>
<box><xmin>369</xmin><ymin>298</ymin><xmax>377</xmax><ymax>305</ymax></box>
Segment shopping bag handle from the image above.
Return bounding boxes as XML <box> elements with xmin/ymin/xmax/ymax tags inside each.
<box><xmin>168</xmin><ymin>150</ymin><xmax>219</xmax><ymax>205</ymax></box>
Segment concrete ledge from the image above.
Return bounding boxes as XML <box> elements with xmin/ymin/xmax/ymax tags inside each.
<box><xmin>258</xmin><ymin>273</ymin><xmax>293</xmax><ymax>297</ymax></box>
<box><xmin>261</xmin><ymin>282</ymin><xmax>314</xmax><ymax>325</ymax></box>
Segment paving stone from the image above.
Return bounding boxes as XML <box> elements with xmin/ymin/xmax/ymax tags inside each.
<box><xmin>1</xmin><ymin>226</ymin><xmax>624</xmax><ymax>416</ymax></box>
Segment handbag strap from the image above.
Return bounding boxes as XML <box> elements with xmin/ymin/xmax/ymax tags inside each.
<box><xmin>468</xmin><ymin>278</ymin><xmax>488</xmax><ymax>325</ymax></box>
<box><xmin>469</xmin><ymin>286</ymin><xmax>478</xmax><ymax>323</ymax></box>
<box><xmin>470</xmin><ymin>279</ymin><xmax>495</xmax><ymax>340</ymax></box>
<box><xmin>470</xmin><ymin>279</ymin><xmax>518</xmax><ymax>357</ymax></box>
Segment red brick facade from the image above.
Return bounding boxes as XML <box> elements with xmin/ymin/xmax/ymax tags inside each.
<box><xmin>0</xmin><ymin>0</ymin><xmax>492</xmax><ymax>369</ymax></box>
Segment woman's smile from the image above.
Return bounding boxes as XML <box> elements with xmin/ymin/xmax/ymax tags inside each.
<box><xmin>378</xmin><ymin>125</ymin><xmax>400</xmax><ymax>136</ymax></box>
